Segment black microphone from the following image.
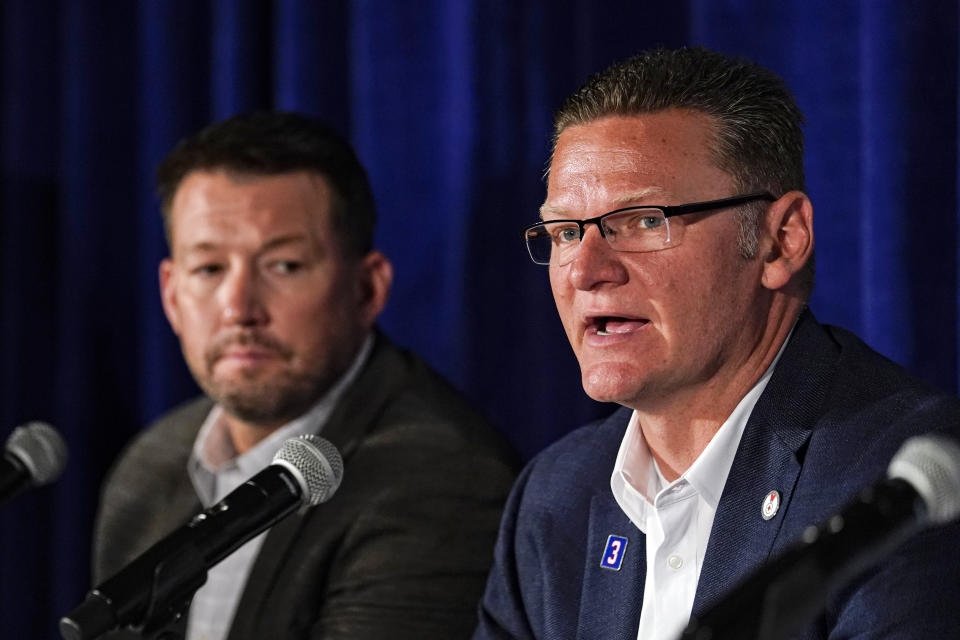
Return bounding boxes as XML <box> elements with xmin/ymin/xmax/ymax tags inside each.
<box><xmin>1</xmin><ymin>421</ymin><xmax>68</xmax><ymax>507</ymax></box>
<box><xmin>681</xmin><ymin>433</ymin><xmax>960</xmax><ymax>640</ymax></box>
<box><xmin>60</xmin><ymin>434</ymin><xmax>344</xmax><ymax>640</ymax></box>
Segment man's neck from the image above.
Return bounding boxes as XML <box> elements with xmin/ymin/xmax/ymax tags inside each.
<box><xmin>226</xmin><ymin>419</ymin><xmax>286</xmax><ymax>456</ymax></box>
<box><xmin>635</xmin><ymin>305</ymin><xmax>801</xmax><ymax>481</ymax></box>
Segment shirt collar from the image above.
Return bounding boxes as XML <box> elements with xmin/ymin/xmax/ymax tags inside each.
<box><xmin>683</xmin><ymin>357</ymin><xmax>776</xmax><ymax>507</ymax></box>
<box><xmin>188</xmin><ymin>333</ymin><xmax>373</xmax><ymax>506</ymax></box>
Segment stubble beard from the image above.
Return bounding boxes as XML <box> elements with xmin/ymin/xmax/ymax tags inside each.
<box><xmin>192</xmin><ymin>332</ymin><xmax>337</xmax><ymax>427</ymax></box>
<box><xmin>203</xmin><ymin>366</ymin><xmax>332</xmax><ymax>427</ymax></box>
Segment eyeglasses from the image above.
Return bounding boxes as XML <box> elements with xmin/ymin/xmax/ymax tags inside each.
<box><xmin>522</xmin><ymin>192</ymin><xmax>776</xmax><ymax>266</ymax></box>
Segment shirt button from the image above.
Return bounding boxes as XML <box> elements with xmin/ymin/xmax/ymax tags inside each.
<box><xmin>667</xmin><ymin>554</ymin><xmax>683</xmax><ymax>570</ymax></box>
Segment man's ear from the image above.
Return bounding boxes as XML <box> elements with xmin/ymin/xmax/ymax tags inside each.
<box><xmin>356</xmin><ymin>251</ymin><xmax>393</xmax><ymax>328</ymax></box>
<box><xmin>159</xmin><ymin>258</ymin><xmax>183</xmax><ymax>336</ymax></box>
<box><xmin>759</xmin><ymin>191</ymin><xmax>814</xmax><ymax>291</ymax></box>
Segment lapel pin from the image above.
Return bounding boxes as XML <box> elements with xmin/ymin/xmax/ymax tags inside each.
<box><xmin>600</xmin><ymin>534</ymin><xmax>629</xmax><ymax>571</ymax></box>
<box><xmin>761</xmin><ymin>490</ymin><xmax>781</xmax><ymax>520</ymax></box>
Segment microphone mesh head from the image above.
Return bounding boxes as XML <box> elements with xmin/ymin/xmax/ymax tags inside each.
<box><xmin>888</xmin><ymin>434</ymin><xmax>960</xmax><ymax>525</ymax></box>
<box><xmin>5</xmin><ymin>422</ymin><xmax>68</xmax><ymax>486</ymax></box>
<box><xmin>273</xmin><ymin>434</ymin><xmax>343</xmax><ymax>506</ymax></box>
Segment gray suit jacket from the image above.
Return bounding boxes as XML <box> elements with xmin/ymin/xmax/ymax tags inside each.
<box><xmin>93</xmin><ymin>332</ymin><xmax>519</xmax><ymax>640</ymax></box>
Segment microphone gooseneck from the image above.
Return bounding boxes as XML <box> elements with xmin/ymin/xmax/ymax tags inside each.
<box><xmin>681</xmin><ymin>433</ymin><xmax>960</xmax><ymax>640</ymax></box>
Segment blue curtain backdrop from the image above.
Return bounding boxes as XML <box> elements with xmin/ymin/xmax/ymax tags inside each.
<box><xmin>1</xmin><ymin>1</ymin><xmax>957</xmax><ymax>637</ymax></box>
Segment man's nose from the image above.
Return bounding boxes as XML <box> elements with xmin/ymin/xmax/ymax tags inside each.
<box><xmin>220</xmin><ymin>267</ymin><xmax>268</xmax><ymax>326</ymax></box>
<box><xmin>567</xmin><ymin>223</ymin><xmax>627</xmax><ymax>290</ymax></box>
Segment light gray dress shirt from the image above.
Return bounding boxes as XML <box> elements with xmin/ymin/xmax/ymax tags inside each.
<box><xmin>184</xmin><ymin>336</ymin><xmax>372</xmax><ymax>640</ymax></box>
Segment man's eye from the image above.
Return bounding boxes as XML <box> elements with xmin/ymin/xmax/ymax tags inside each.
<box><xmin>191</xmin><ymin>264</ymin><xmax>223</xmax><ymax>277</ymax></box>
<box><xmin>553</xmin><ymin>226</ymin><xmax>580</xmax><ymax>244</ymax></box>
<box><xmin>615</xmin><ymin>213</ymin><xmax>665</xmax><ymax>233</ymax></box>
<box><xmin>270</xmin><ymin>260</ymin><xmax>303</xmax><ymax>274</ymax></box>
<box><xmin>639</xmin><ymin>215</ymin><xmax>665</xmax><ymax>229</ymax></box>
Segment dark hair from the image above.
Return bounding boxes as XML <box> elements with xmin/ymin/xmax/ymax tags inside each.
<box><xmin>157</xmin><ymin>111</ymin><xmax>376</xmax><ymax>256</ymax></box>
<box><xmin>553</xmin><ymin>47</ymin><xmax>813</xmax><ymax>295</ymax></box>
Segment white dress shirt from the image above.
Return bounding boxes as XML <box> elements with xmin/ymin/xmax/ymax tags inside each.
<box><xmin>184</xmin><ymin>335</ymin><xmax>372</xmax><ymax>640</ymax></box>
<box><xmin>610</xmin><ymin>337</ymin><xmax>789</xmax><ymax>640</ymax></box>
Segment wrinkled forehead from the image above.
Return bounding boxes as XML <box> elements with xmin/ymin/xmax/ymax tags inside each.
<box><xmin>553</xmin><ymin>106</ymin><xmax>719</xmax><ymax>149</ymax></box>
<box><xmin>550</xmin><ymin>109</ymin><xmax>720</xmax><ymax>166</ymax></box>
<box><xmin>545</xmin><ymin>111</ymin><xmax>730</xmax><ymax>209</ymax></box>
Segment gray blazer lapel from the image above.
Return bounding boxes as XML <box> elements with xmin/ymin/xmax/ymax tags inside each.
<box><xmin>576</xmin><ymin>493</ymin><xmax>646</xmax><ymax>639</ymax></box>
<box><xmin>319</xmin><ymin>330</ymin><xmax>409</xmax><ymax>459</ymax></box>
<box><xmin>227</xmin><ymin>331</ymin><xmax>409</xmax><ymax>638</ymax></box>
<box><xmin>225</xmin><ymin>510</ymin><xmax>305</xmax><ymax>640</ymax></box>
<box><xmin>692</xmin><ymin>310</ymin><xmax>837</xmax><ymax>616</ymax></box>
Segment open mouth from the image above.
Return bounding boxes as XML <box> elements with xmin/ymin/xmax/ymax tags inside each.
<box><xmin>590</xmin><ymin>316</ymin><xmax>649</xmax><ymax>336</ymax></box>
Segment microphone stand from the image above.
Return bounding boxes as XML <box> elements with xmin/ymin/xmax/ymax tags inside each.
<box><xmin>680</xmin><ymin>479</ymin><xmax>922</xmax><ymax>640</ymax></box>
<box><xmin>136</xmin><ymin>542</ymin><xmax>208</xmax><ymax>640</ymax></box>
<box><xmin>62</xmin><ymin>539</ymin><xmax>207</xmax><ymax>640</ymax></box>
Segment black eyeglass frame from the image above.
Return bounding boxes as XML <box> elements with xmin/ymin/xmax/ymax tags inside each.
<box><xmin>521</xmin><ymin>191</ymin><xmax>777</xmax><ymax>265</ymax></box>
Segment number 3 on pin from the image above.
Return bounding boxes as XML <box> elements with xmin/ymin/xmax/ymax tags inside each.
<box><xmin>600</xmin><ymin>534</ymin><xmax>628</xmax><ymax>571</ymax></box>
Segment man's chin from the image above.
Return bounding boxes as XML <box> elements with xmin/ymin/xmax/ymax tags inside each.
<box><xmin>200</xmin><ymin>377</ymin><xmax>316</xmax><ymax>427</ymax></box>
<box><xmin>216</xmin><ymin>391</ymin><xmax>304</xmax><ymax>426</ymax></box>
<box><xmin>581</xmin><ymin>365</ymin><xmax>646</xmax><ymax>406</ymax></box>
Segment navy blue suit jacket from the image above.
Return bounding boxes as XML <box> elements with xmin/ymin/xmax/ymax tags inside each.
<box><xmin>475</xmin><ymin>311</ymin><xmax>960</xmax><ymax>639</ymax></box>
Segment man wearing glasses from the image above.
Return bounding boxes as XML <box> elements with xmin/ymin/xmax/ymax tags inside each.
<box><xmin>475</xmin><ymin>47</ymin><xmax>960</xmax><ymax>639</ymax></box>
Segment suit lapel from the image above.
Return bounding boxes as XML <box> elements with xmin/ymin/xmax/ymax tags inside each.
<box><xmin>225</xmin><ymin>507</ymin><xmax>306</xmax><ymax>640</ymax></box>
<box><xmin>692</xmin><ymin>414</ymin><xmax>805</xmax><ymax>615</ymax></box>
<box><xmin>693</xmin><ymin>310</ymin><xmax>838</xmax><ymax>616</ymax></box>
<box><xmin>227</xmin><ymin>331</ymin><xmax>409</xmax><ymax>640</ymax></box>
<box><xmin>313</xmin><ymin>330</ymin><xmax>408</xmax><ymax>459</ymax></box>
<box><xmin>576</xmin><ymin>493</ymin><xmax>646</xmax><ymax>639</ymax></box>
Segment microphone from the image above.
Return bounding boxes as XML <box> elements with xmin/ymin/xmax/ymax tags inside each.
<box><xmin>60</xmin><ymin>434</ymin><xmax>344</xmax><ymax>640</ymax></box>
<box><xmin>681</xmin><ymin>433</ymin><xmax>960</xmax><ymax>640</ymax></box>
<box><xmin>1</xmin><ymin>421</ymin><xmax>68</xmax><ymax>507</ymax></box>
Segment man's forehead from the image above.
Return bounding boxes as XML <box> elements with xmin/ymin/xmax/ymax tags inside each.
<box><xmin>540</xmin><ymin>186</ymin><xmax>668</xmax><ymax>218</ymax></box>
<box><xmin>544</xmin><ymin>111</ymin><xmax>726</xmax><ymax>209</ymax></box>
<box><xmin>551</xmin><ymin>111</ymin><xmax>717</xmax><ymax>161</ymax></box>
<box><xmin>172</xmin><ymin>169</ymin><xmax>331</xmax><ymax>209</ymax></box>
<box><xmin>551</xmin><ymin>144</ymin><xmax>662</xmax><ymax>175</ymax></box>
<box><xmin>168</xmin><ymin>170</ymin><xmax>335</xmax><ymax>250</ymax></box>
<box><xmin>176</xmin><ymin>231</ymin><xmax>311</xmax><ymax>254</ymax></box>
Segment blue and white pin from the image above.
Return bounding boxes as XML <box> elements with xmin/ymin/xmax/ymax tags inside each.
<box><xmin>600</xmin><ymin>534</ymin><xmax>629</xmax><ymax>571</ymax></box>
